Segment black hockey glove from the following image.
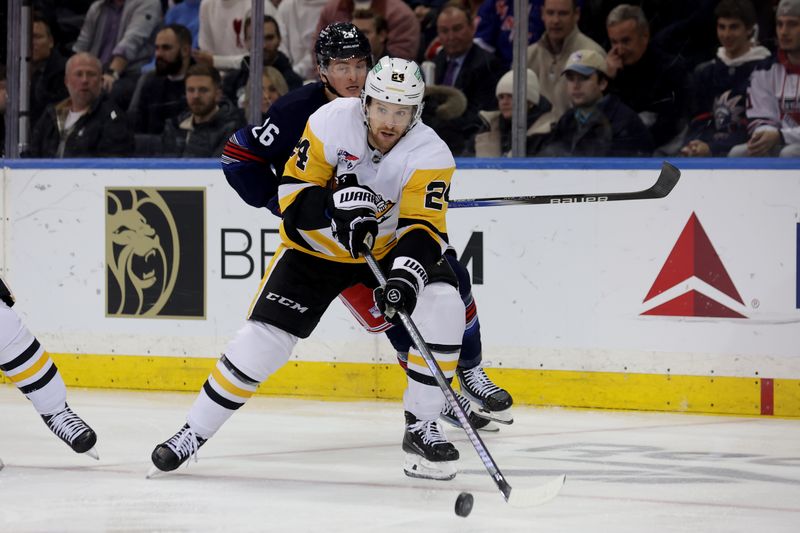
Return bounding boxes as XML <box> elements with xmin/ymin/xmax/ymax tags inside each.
<box><xmin>373</xmin><ymin>256</ymin><xmax>428</xmax><ymax>324</ymax></box>
<box><xmin>0</xmin><ymin>276</ymin><xmax>15</xmax><ymax>307</ymax></box>
<box><xmin>328</xmin><ymin>175</ymin><xmax>379</xmax><ymax>259</ymax></box>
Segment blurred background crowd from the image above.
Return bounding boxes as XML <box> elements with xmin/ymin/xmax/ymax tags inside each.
<box><xmin>1</xmin><ymin>0</ymin><xmax>797</xmax><ymax>159</ymax></box>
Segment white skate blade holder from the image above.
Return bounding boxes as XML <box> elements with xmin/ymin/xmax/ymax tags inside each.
<box><xmin>403</xmin><ymin>453</ymin><xmax>457</xmax><ymax>481</ymax></box>
<box><xmin>84</xmin><ymin>447</ymin><xmax>100</xmax><ymax>461</ymax></box>
<box><xmin>476</xmin><ymin>405</ymin><xmax>513</xmax><ymax>425</ymax></box>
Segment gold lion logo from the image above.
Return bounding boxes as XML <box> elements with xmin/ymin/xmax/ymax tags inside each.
<box><xmin>106</xmin><ymin>189</ymin><xmax>180</xmax><ymax>316</ymax></box>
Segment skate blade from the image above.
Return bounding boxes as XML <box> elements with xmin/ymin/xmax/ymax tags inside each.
<box><xmin>478</xmin><ymin>420</ymin><xmax>500</xmax><ymax>432</ymax></box>
<box><xmin>440</xmin><ymin>415</ymin><xmax>500</xmax><ymax>433</ymax></box>
<box><xmin>146</xmin><ymin>465</ymin><xmax>166</xmax><ymax>479</ymax></box>
<box><xmin>0</xmin><ymin>458</ymin><xmax>4</xmax><ymax>471</ymax></box>
<box><xmin>476</xmin><ymin>406</ymin><xmax>513</xmax><ymax>425</ymax></box>
<box><xmin>83</xmin><ymin>447</ymin><xmax>100</xmax><ymax>460</ymax></box>
<box><xmin>506</xmin><ymin>474</ymin><xmax>566</xmax><ymax>508</ymax></box>
<box><xmin>403</xmin><ymin>453</ymin><xmax>457</xmax><ymax>481</ymax></box>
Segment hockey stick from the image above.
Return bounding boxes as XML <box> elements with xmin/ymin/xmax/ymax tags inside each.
<box><xmin>449</xmin><ymin>161</ymin><xmax>680</xmax><ymax>208</ymax></box>
<box><xmin>363</xmin><ymin>251</ymin><xmax>565</xmax><ymax>507</ymax></box>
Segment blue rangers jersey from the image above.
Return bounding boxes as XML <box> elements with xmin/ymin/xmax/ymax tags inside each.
<box><xmin>221</xmin><ymin>82</ymin><xmax>329</xmax><ymax>216</ymax></box>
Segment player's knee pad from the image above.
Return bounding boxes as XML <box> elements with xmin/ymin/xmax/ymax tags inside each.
<box><xmin>224</xmin><ymin>320</ymin><xmax>298</xmax><ymax>383</ymax></box>
<box><xmin>412</xmin><ymin>282</ymin><xmax>465</xmax><ymax>347</ymax></box>
<box><xmin>405</xmin><ymin>283</ymin><xmax>463</xmax><ymax>382</ymax></box>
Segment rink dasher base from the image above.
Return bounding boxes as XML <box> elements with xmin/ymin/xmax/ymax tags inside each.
<box><xmin>2</xmin><ymin>353</ymin><xmax>798</xmax><ymax>417</ymax></box>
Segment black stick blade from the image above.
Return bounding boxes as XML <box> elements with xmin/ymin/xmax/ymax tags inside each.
<box><xmin>450</xmin><ymin>161</ymin><xmax>682</xmax><ymax>208</ymax></box>
<box><xmin>649</xmin><ymin>161</ymin><xmax>681</xmax><ymax>198</ymax></box>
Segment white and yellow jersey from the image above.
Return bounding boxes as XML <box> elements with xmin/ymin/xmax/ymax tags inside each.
<box><xmin>279</xmin><ymin>97</ymin><xmax>455</xmax><ymax>263</ymax></box>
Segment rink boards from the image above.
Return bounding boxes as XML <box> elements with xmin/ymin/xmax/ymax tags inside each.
<box><xmin>1</xmin><ymin>159</ymin><xmax>799</xmax><ymax>416</ymax></box>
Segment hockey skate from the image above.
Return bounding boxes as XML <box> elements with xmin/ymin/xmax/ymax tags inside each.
<box><xmin>440</xmin><ymin>391</ymin><xmax>499</xmax><ymax>432</ymax></box>
<box><xmin>148</xmin><ymin>423</ymin><xmax>206</xmax><ymax>478</ymax></box>
<box><xmin>41</xmin><ymin>404</ymin><xmax>99</xmax><ymax>459</ymax></box>
<box><xmin>457</xmin><ymin>365</ymin><xmax>514</xmax><ymax>424</ymax></box>
<box><xmin>402</xmin><ymin>411</ymin><xmax>459</xmax><ymax>481</ymax></box>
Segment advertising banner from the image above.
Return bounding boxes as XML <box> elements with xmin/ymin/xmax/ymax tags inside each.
<box><xmin>3</xmin><ymin>164</ymin><xmax>799</xmax><ymax>381</ymax></box>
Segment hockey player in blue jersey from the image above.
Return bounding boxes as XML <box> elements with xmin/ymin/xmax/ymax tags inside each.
<box><xmin>220</xmin><ymin>23</ymin><xmax>513</xmax><ymax>428</ymax></box>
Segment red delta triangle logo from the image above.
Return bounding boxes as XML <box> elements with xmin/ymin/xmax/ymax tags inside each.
<box><xmin>641</xmin><ymin>212</ymin><xmax>747</xmax><ymax>318</ymax></box>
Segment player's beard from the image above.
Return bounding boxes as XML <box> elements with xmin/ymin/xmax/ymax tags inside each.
<box><xmin>156</xmin><ymin>54</ymin><xmax>183</xmax><ymax>76</ymax></box>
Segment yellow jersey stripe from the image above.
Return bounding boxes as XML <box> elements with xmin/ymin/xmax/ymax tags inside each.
<box><xmin>278</xmin><ymin>182</ymin><xmax>315</xmax><ymax>214</ymax></box>
<box><xmin>9</xmin><ymin>351</ymin><xmax>51</xmax><ymax>383</ymax></box>
<box><xmin>408</xmin><ymin>353</ymin><xmax>459</xmax><ymax>372</ymax></box>
<box><xmin>301</xmin><ymin>229</ymin><xmax>341</xmax><ymax>255</ymax></box>
<box><xmin>247</xmin><ymin>245</ymin><xmax>287</xmax><ymax>317</ymax></box>
<box><xmin>211</xmin><ymin>366</ymin><xmax>255</xmax><ymax>399</ymax></box>
<box><xmin>279</xmin><ymin>231</ymin><xmax>396</xmax><ymax>263</ymax></box>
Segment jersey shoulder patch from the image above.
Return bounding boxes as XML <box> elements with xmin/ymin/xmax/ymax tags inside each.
<box><xmin>403</xmin><ymin>123</ymin><xmax>456</xmax><ymax>170</ymax></box>
<box><xmin>307</xmin><ymin>98</ymin><xmax>365</xmax><ymax>147</ymax></box>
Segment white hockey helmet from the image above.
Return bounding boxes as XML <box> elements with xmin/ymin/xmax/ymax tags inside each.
<box><xmin>362</xmin><ymin>57</ymin><xmax>425</xmax><ymax>132</ymax></box>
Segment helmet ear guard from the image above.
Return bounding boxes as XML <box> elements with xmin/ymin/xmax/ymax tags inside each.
<box><xmin>361</xmin><ymin>57</ymin><xmax>426</xmax><ymax>133</ymax></box>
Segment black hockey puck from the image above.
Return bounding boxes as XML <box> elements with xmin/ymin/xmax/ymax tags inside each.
<box><xmin>454</xmin><ymin>492</ymin><xmax>474</xmax><ymax>517</ymax></box>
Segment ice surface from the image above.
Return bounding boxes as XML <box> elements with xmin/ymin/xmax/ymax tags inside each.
<box><xmin>1</xmin><ymin>385</ymin><xmax>798</xmax><ymax>532</ymax></box>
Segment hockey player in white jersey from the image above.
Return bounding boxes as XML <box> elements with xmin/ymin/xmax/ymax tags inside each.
<box><xmin>0</xmin><ymin>277</ymin><xmax>98</xmax><ymax>462</ymax></box>
<box><xmin>150</xmin><ymin>57</ymin><xmax>467</xmax><ymax>480</ymax></box>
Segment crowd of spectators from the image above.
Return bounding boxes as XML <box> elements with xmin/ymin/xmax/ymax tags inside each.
<box><xmin>1</xmin><ymin>0</ymin><xmax>798</xmax><ymax>159</ymax></box>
